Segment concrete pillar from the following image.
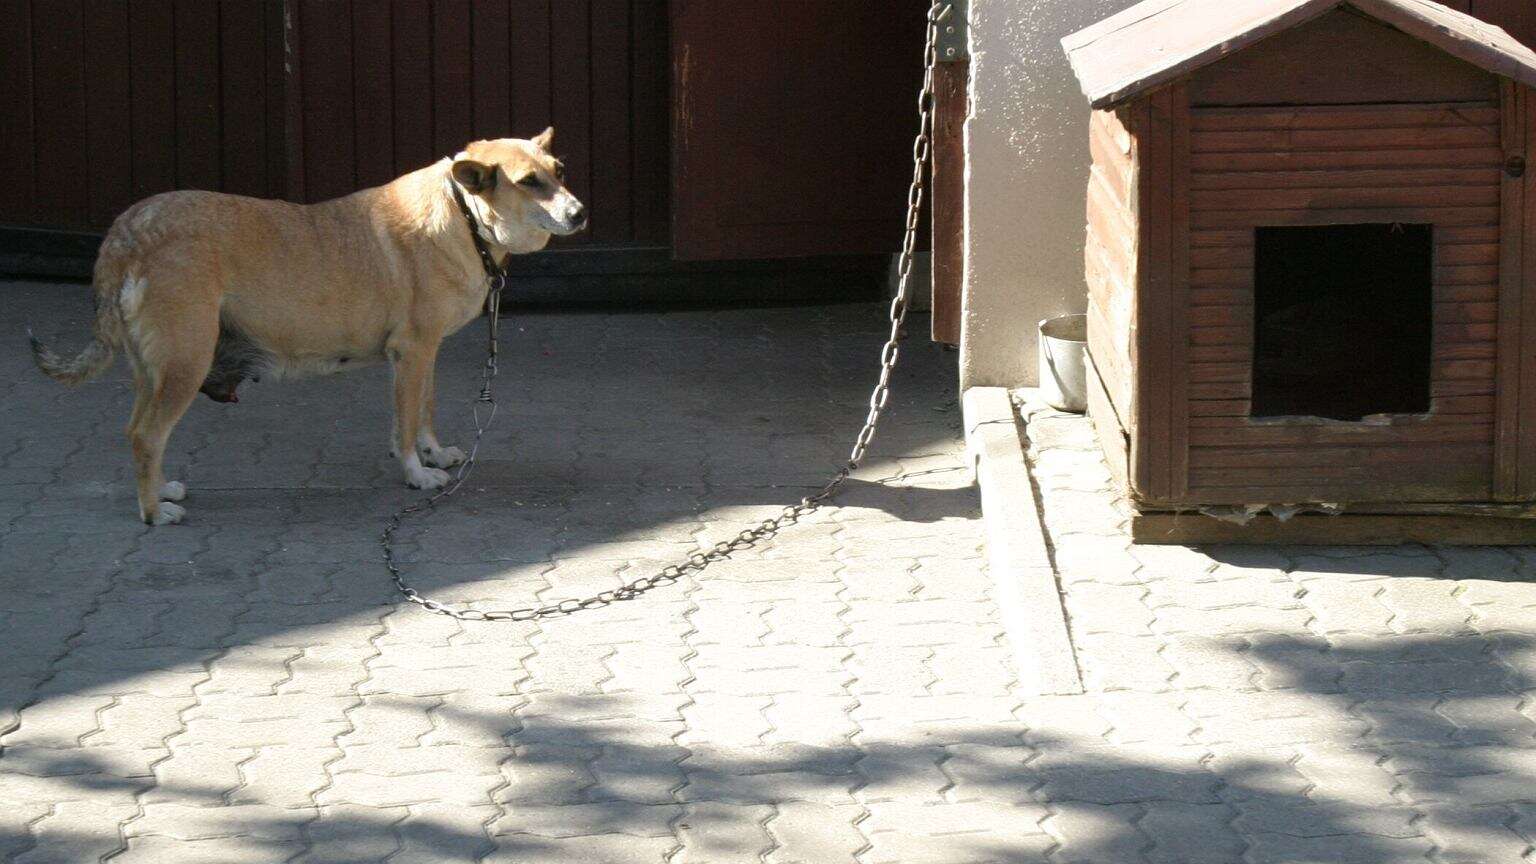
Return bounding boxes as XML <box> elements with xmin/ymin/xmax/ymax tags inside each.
<box><xmin>960</xmin><ymin>0</ymin><xmax>1140</xmax><ymax>388</ymax></box>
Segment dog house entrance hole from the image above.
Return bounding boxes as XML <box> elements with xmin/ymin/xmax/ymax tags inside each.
<box><xmin>1251</xmin><ymin>223</ymin><xmax>1433</xmax><ymax>421</ymax></box>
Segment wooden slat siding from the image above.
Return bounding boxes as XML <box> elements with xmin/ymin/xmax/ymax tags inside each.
<box><xmin>1194</xmin><ymin>186</ymin><xmax>1500</xmax><ymax>211</ymax></box>
<box><xmin>351</xmin><ymin>1</ymin><xmax>395</xmax><ymax>190</ymax></box>
<box><xmin>299</xmin><ymin>1</ymin><xmax>353</xmax><ymax>201</ymax></box>
<box><xmin>265</xmin><ymin>0</ymin><xmax>287</xmax><ymax>198</ymax></box>
<box><xmin>282</xmin><ymin>0</ymin><xmax>305</xmax><ymax>202</ymax></box>
<box><xmin>589</xmin><ymin>0</ymin><xmax>633</xmax><ymax>244</ymax></box>
<box><xmin>1194</xmin><ymin>168</ymin><xmax>1503</xmax><ymax>191</ymax></box>
<box><xmin>1177</xmin><ymin>482</ymin><xmax>1492</xmax><ymax>506</ymax></box>
<box><xmin>471</xmin><ymin>1</ymin><xmax>512</xmax><ymax>139</ymax></box>
<box><xmin>1191</xmin><ymin>103</ymin><xmax>1502</xmax><ymax>131</ymax></box>
<box><xmin>390</xmin><ymin>0</ymin><xmax>433</xmax><ymax>176</ymax></box>
<box><xmin>1191</xmin><ymin>149</ymin><xmax>1507</xmax><ymax>174</ymax></box>
<box><xmin>1195</xmin><ymin>126</ymin><xmax>1502</xmax><ymax>154</ymax></box>
<box><xmin>930</xmin><ymin>58</ymin><xmax>967</xmax><ymax>345</ymax></box>
<box><xmin>220</xmin><ymin>0</ymin><xmax>269</xmax><ymax>199</ymax></box>
<box><xmin>32</xmin><ymin>0</ymin><xmax>88</xmax><ymax>227</ymax></box>
<box><xmin>629</xmin><ymin>0</ymin><xmax>669</xmax><ymax>246</ymax></box>
<box><xmin>1183</xmin><ymin>99</ymin><xmax>1504</xmax><ymax>503</ymax></box>
<box><xmin>1168</xmin><ymin>84</ymin><xmax>1192</xmax><ymax>500</ymax></box>
<box><xmin>432</xmin><ymin>0</ymin><xmax>474</xmax><ymax>157</ymax></box>
<box><xmin>2</xmin><ymin>0</ymin><xmax>668</xmax><ymax>247</ymax></box>
<box><xmin>1084</xmin><ymin>107</ymin><xmax>1138</xmax><ymax>424</ymax></box>
<box><xmin>84</xmin><ymin>0</ymin><xmax>135</xmax><ymax>226</ymax></box>
<box><xmin>1193</xmin><ymin>443</ymin><xmax>1494</xmax><ymax>468</ymax></box>
<box><xmin>1523</xmin><ymin>84</ymin><xmax>1536</xmax><ymax>496</ymax></box>
<box><xmin>510</xmin><ymin>0</ymin><xmax>553</xmax><ymax>136</ymax></box>
<box><xmin>1133</xmin><ymin>91</ymin><xmax>1176</xmax><ymax>503</ymax></box>
<box><xmin>551</xmin><ymin>1</ymin><xmax>593</xmax><ymax>247</ymax></box>
<box><xmin>0</xmin><ymin>0</ymin><xmax>35</xmax><ymax>223</ymax></box>
<box><xmin>175</xmin><ymin>0</ymin><xmax>222</xmax><ymax>191</ymax></box>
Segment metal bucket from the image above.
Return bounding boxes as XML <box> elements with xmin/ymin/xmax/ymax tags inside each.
<box><xmin>1038</xmin><ymin>314</ymin><xmax>1088</xmax><ymax>413</ymax></box>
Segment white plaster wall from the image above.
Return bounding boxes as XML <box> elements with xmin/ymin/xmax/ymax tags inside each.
<box><xmin>961</xmin><ymin>0</ymin><xmax>1140</xmax><ymax>388</ymax></box>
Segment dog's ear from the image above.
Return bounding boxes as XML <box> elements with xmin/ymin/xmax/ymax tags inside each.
<box><xmin>451</xmin><ymin>159</ymin><xmax>498</xmax><ymax>194</ymax></box>
<box><xmin>532</xmin><ymin>126</ymin><xmax>555</xmax><ymax>152</ymax></box>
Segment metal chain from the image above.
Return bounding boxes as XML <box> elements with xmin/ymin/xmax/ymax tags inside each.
<box><xmin>381</xmin><ymin>3</ymin><xmax>949</xmax><ymax>622</ymax></box>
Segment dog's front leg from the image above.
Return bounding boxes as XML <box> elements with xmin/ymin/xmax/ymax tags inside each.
<box><xmin>391</xmin><ymin>342</ymin><xmax>451</xmax><ymax>490</ymax></box>
<box><xmin>416</xmin><ymin>356</ymin><xmax>466</xmax><ymax>469</ymax></box>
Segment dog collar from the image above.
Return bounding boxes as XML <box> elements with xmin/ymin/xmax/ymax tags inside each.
<box><xmin>448</xmin><ymin>180</ymin><xmax>510</xmax><ymax>297</ymax></box>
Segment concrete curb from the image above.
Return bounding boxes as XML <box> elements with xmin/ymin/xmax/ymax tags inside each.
<box><xmin>963</xmin><ymin>386</ymin><xmax>1084</xmax><ymax>696</ymax></box>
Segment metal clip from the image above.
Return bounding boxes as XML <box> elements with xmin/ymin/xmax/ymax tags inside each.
<box><xmin>934</xmin><ymin>0</ymin><xmax>968</xmax><ymax>62</ymax></box>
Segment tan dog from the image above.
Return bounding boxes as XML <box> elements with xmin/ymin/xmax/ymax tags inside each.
<box><xmin>31</xmin><ymin>128</ymin><xmax>585</xmax><ymax>525</ymax></box>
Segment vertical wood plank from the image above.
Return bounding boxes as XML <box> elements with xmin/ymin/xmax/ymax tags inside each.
<box><xmin>1167</xmin><ymin>83</ymin><xmax>1193</xmax><ymax>500</ymax></box>
<box><xmin>281</xmin><ymin>0</ymin><xmax>305</xmax><ymax>201</ymax></box>
<box><xmin>130</xmin><ymin>0</ymin><xmax>177</xmax><ymax>201</ymax></box>
<box><xmin>300</xmin><ymin>0</ymin><xmax>354</xmax><ymax>201</ymax></box>
<box><xmin>84</xmin><ymin>0</ymin><xmax>135</xmax><ymax>225</ymax></box>
<box><xmin>589</xmin><ymin>0</ymin><xmax>632</xmax><ymax>243</ymax></box>
<box><xmin>551</xmin><ymin>0</ymin><xmax>592</xmax><ymax>245</ymax></box>
<box><xmin>471</xmin><ymin>0</ymin><xmax>512</xmax><ymax>139</ymax></box>
<box><xmin>220</xmin><ymin>0</ymin><xmax>269</xmax><ymax>198</ymax></box>
<box><xmin>930</xmin><ymin>59</ymin><xmax>968</xmax><ymax>346</ymax></box>
<box><xmin>1520</xmin><ymin>85</ymin><xmax>1536</xmax><ymax>496</ymax></box>
<box><xmin>1134</xmin><ymin>90</ymin><xmax>1176</xmax><ymax>503</ymax></box>
<box><xmin>1494</xmin><ymin>82</ymin><xmax>1524</xmax><ymax>497</ymax></box>
<box><xmin>629</xmin><ymin>0</ymin><xmax>668</xmax><ymax>246</ymax></box>
<box><xmin>390</xmin><ymin>0</ymin><xmax>433</xmax><ymax>174</ymax></box>
<box><xmin>174</xmin><ymin>0</ymin><xmax>222</xmax><ymax>191</ymax></box>
<box><xmin>32</xmin><ymin>0</ymin><xmax>89</xmax><ymax>227</ymax></box>
<box><xmin>0</xmin><ymin>0</ymin><xmax>36</xmax><ymax>224</ymax></box>
<box><xmin>432</xmin><ymin>0</ymin><xmax>474</xmax><ymax>154</ymax></box>
<box><xmin>264</xmin><ymin>0</ymin><xmax>287</xmax><ymax>199</ymax></box>
<box><xmin>352</xmin><ymin>0</ymin><xmax>395</xmax><ymax>188</ymax></box>
<box><xmin>509</xmin><ymin>0</ymin><xmax>552</xmax><ymax>138</ymax></box>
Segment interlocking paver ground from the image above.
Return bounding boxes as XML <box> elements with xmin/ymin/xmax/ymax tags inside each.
<box><xmin>4</xmin><ymin>280</ymin><xmax>1536</xmax><ymax>862</ymax></box>
<box><xmin>1022</xmin><ymin>399</ymin><xmax>1536</xmax><ymax>864</ymax></box>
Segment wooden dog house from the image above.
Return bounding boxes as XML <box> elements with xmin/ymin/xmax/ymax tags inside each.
<box><xmin>1062</xmin><ymin>0</ymin><xmax>1536</xmax><ymax>543</ymax></box>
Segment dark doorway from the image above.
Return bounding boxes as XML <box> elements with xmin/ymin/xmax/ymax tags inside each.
<box><xmin>1252</xmin><ymin>223</ymin><xmax>1433</xmax><ymax>421</ymax></box>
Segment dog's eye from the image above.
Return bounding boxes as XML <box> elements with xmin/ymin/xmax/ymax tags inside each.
<box><xmin>517</xmin><ymin>174</ymin><xmax>543</xmax><ymax>189</ymax></box>
<box><xmin>553</xmin><ymin>163</ymin><xmax>565</xmax><ymax>181</ymax></box>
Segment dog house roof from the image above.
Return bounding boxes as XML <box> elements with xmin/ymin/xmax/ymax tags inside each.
<box><xmin>1063</xmin><ymin>0</ymin><xmax>1536</xmax><ymax>109</ymax></box>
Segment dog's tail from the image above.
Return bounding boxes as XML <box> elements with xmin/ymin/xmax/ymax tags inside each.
<box><xmin>29</xmin><ymin>255</ymin><xmax>128</xmax><ymax>387</ymax></box>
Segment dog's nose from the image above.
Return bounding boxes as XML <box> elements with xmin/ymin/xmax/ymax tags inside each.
<box><xmin>570</xmin><ymin>204</ymin><xmax>588</xmax><ymax>229</ymax></box>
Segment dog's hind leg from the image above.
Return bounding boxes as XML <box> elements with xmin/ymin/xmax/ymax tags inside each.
<box><xmin>128</xmin><ymin>304</ymin><xmax>216</xmax><ymax>525</ymax></box>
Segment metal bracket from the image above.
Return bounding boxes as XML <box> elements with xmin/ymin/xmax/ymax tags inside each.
<box><xmin>934</xmin><ymin>0</ymin><xmax>969</xmax><ymax>62</ymax></box>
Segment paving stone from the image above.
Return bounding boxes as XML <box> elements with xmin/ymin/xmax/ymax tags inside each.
<box><xmin>1042</xmin><ymin>802</ymin><xmax>1147</xmax><ymax>864</ymax></box>
<box><xmin>673</xmin><ymin>801</ymin><xmax>775</xmax><ymax>864</ymax></box>
<box><xmin>11</xmin><ymin>799</ymin><xmax>138</xmax><ymax>864</ymax></box>
<box><xmin>1141</xmin><ymin>801</ymin><xmax>1246</xmax><ymax>864</ymax></box>
<box><xmin>863</xmin><ymin>800</ymin><xmax>1053</xmax><ymax>864</ymax></box>
<box><xmin>764</xmin><ymin>801</ymin><xmax>867</xmax><ymax>864</ymax></box>
<box><xmin>1417</xmin><ymin>803</ymin><xmax>1534</xmax><ymax>864</ymax></box>
<box><xmin>395</xmin><ymin>802</ymin><xmax>499</xmax><ymax>863</ymax></box>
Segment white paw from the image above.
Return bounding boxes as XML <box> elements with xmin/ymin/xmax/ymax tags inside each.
<box><xmin>159</xmin><ymin>481</ymin><xmax>187</xmax><ymax>501</ymax></box>
<box><xmin>405</xmin><ymin>466</ymin><xmax>452</xmax><ymax>490</ymax></box>
<box><xmin>150</xmin><ymin>502</ymin><xmax>186</xmax><ymax>526</ymax></box>
<box><xmin>422</xmin><ymin>445</ymin><xmax>466</xmax><ymax>469</ymax></box>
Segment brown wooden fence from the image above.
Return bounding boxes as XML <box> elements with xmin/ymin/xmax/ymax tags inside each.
<box><xmin>0</xmin><ymin>0</ymin><xmax>668</xmax><ymax>249</ymax></box>
<box><xmin>3</xmin><ymin>0</ymin><xmax>1533</xmax><ymax>249</ymax></box>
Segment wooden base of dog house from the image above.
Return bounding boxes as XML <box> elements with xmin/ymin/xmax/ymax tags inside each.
<box><xmin>1132</xmin><ymin>506</ymin><xmax>1536</xmax><ymax>546</ymax></box>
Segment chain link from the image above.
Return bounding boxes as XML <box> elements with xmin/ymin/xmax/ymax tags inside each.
<box><xmin>381</xmin><ymin>3</ymin><xmax>949</xmax><ymax>622</ymax></box>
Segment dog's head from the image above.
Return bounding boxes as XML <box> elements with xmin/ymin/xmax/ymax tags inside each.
<box><xmin>449</xmin><ymin>129</ymin><xmax>587</xmax><ymax>253</ymax></box>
